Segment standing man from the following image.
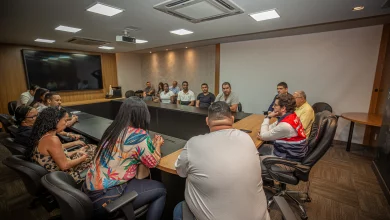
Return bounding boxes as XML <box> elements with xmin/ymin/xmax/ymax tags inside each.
<box><xmin>293</xmin><ymin>91</ymin><xmax>315</xmax><ymax>138</ymax></box>
<box><xmin>17</xmin><ymin>84</ymin><xmax>40</xmax><ymax>107</ymax></box>
<box><xmin>177</xmin><ymin>81</ymin><xmax>195</xmax><ymax>106</ymax></box>
<box><xmin>196</xmin><ymin>83</ymin><xmax>215</xmax><ymax>108</ymax></box>
<box><xmin>215</xmin><ymin>82</ymin><xmax>239</xmax><ymax>112</ymax></box>
<box><xmin>174</xmin><ymin>102</ymin><xmax>270</xmax><ymax>220</ymax></box>
<box><xmin>268</xmin><ymin>82</ymin><xmax>289</xmax><ymax>113</ymax></box>
<box><xmin>143</xmin><ymin>81</ymin><xmax>155</xmax><ymax>101</ymax></box>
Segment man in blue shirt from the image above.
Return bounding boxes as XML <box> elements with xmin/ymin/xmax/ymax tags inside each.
<box><xmin>268</xmin><ymin>82</ymin><xmax>289</xmax><ymax>113</ymax></box>
<box><xmin>170</xmin><ymin>80</ymin><xmax>181</xmax><ymax>103</ymax></box>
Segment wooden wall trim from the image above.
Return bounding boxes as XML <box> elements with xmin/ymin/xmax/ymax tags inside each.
<box><xmin>214</xmin><ymin>44</ymin><xmax>220</xmax><ymax>94</ymax></box>
<box><xmin>364</xmin><ymin>24</ymin><xmax>390</xmax><ymax>145</ymax></box>
<box><xmin>0</xmin><ymin>43</ymin><xmax>118</xmax><ymax>114</ymax></box>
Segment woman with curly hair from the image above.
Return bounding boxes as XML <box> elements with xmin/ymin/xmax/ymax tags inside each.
<box><xmin>82</xmin><ymin>97</ymin><xmax>166</xmax><ymax>220</ymax></box>
<box><xmin>30</xmin><ymin>107</ymin><xmax>96</xmax><ymax>183</ymax></box>
<box><xmin>30</xmin><ymin>88</ymin><xmax>49</xmax><ymax>112</ymax></box>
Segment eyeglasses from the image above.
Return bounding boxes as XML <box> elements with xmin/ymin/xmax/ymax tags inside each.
<box><xmin>294</xmin><ymin>96</ymin><xmax>303</xmax><ymax>99</ymax></box>
<box><xmin>25</xmin><ymin>114</ymin><xmax>38</xmax><ymax>119</ymax></box>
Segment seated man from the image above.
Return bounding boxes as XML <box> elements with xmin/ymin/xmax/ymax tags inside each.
<box><xmin>169</xmin><ymin>80</ymin><xmax>181</xmax><ymax>103</ymax></box>
<box><xmin>174</xmin><ymin>102</ymin><xmax>270</xmax><ymax>220</ymax></box>
<box><xmin>14</xmin><ymin>106</ymin><xmax>38</xmax><ymax>147</ymax></box>
<box><xmin>143</xmin><ymin>81</ymin><xmax>155</xmax><ymax>101</ymax></box>
<box><xmin>293</xmin><ymin>91</ymin><xmax>314</xmax><ymax>138</ymax></box>
<box><xmin>196</xmin><ymin>83</ymin><xmax>215</xmax><ymax>108</ymax></box>
<box><xmin>44</xmin><ymin>92</ymin><xmax>78</xmax><ymax>127</ymax></box>
<box><xmin>215</xmin><ymin>82</ymin><xmax>239</xmax><ymax>112</ymax></box>
<box><xmin>16</xmin><ymin>84</ymin><xmax>39</xmax><ymax>107</ymax></box>
<box><xmin>177</xmin><ymin>81</ymin><xmax>195</xmax><ymax>106</ymax></box>
<box><xmin>258</xmin><ymin>93</ymin><xmax>308</xmax><ymax>163</ymax></box>
<box><xmin>267</xmin><ymin>82</ymin><xmax>290</xmax><ymax>113</ymax></box>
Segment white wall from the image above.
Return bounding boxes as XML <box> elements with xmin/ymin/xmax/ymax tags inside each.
<box><xmin>116</xmin><ymin>53</ymin><xmax>143</xmax><ymax>93</ymax></box>
<box><xmin>220</xmin><ymin>26</ymin><xmax>382</xmax><ymax>144</ymax></box>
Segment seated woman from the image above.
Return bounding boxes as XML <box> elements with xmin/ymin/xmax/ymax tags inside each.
<box><xmin>82</xmin><ymin>97</ymin><xmax>166</xmax><ymax>220</ymax></box>
<box><xmin>157</xmin><ymin>83</ymin><xmax>175</xmax><ymax>104</ymax></box>
<box><xmin>15</xmin><ymin>106</ymin><xmax>86</xmax><ymax>153</ymax></box>
<box><xmin>30</xmin><ymin>107</ymin><xmax>96</xmax><ymax>183</ymax></box>
<box><xmin>30</xmin><ymin>88</ymin><xmax>49</xmax><ymax>112</ymax></box>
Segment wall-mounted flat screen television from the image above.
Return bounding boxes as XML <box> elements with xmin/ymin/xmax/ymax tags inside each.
<box><xmin>22</xmin><ymin>50</ymin><xmax>103</xmax><ymax>91</ymax></box>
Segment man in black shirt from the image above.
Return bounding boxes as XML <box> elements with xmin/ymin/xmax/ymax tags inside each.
<box><xmin>196</xmin><ymin>83</ymin><xmax>215</xmax><ymax>108</ymax></box>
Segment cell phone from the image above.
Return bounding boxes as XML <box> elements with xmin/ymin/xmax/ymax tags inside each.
<box><xmin>240</xmin><ymin>129</ymin><xmax>252</xmax><ymax>133</ymax></box>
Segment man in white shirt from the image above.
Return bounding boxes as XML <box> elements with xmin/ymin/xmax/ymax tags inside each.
<box><xmin>215</xmin><ymin>82</ymin><xmax>239</xmax><ymax>112</ymax></box>
<box><xmin>177</xmin><ymin>81</ymin><xmax>195</xmax><ymax>106</ymax></box>
<box><xmin>174</xmin><ymin>101</ymin><xmax>270</xmax><ymax>220</ymax></box>
<box><xmin>17</xmin><ymin>84</ymin><xmax>39</xmax><ymax>107</ymax></box>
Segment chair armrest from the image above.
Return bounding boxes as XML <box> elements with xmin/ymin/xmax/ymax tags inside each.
<box><xmin>274</xmin><ymin>196</ymin><xmax>297</xmax><ymax>220</ymax></box>
<box><xmin>104</xmin><ymin>190</ymin><xmax>138</xmax><ymax>213</ymax></box>
<box><xmin>262</xmin><ymin>157</ymin><xmax>311</xmax><ymax>180</ymax></box>
<box><xmin>66</xmin><ymin>145</ymin><xmax>81</xmax><ymax>152</ymax></box>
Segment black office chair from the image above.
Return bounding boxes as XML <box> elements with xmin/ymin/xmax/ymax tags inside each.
<box><xmin>312</xmin><ymin>102</ymin><xmax>332</xmax><ymax>113</ymax></box>
<box><xmin>7</xmin><ymin>125</ymin><xmax>18</xmax><ymax>138</ymax></box>
<box><xmin>238</xmin><ymin>102</ymin><xmax>243</xmax><ymax>112</ymax></box>
<box><xmin>262</xmin><ymin>111</ymin><xmax>338</xmax><ymax>220</ymax></box>
<box><xmin>41</xmin><ymin>171</ymin><xmax>149</xmax><ymax>220</ymax></box>
<box><xmin>1</xmin><ymin>137</ymin><xmax>29</xmax><ymax>155</ymax></box>
<box><xmin>8</xmin><ymin>100</ymin><xmax>17</xmax><ymax>115</ymax></box>
<box><xmin>2</xmin><ymin>155</ymin><xmax>58</xmax><ymax>212</ymax></box>
<box><xmin>0</xmin><ymin>114</ymin><xmax>15</xmax><ymax>134</ymax></box>
<box><xmin>125</xmin><ymin>90</ymin><xmax>136</xmax><ymax>98</ymax></box>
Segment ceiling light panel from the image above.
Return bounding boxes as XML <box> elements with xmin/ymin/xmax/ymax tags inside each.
<box><xmin>86</xmin><ymin>2</ymin><xmax>124</xmax><ymax>17</ymax></box>
<box><xmin>170</xmin><ymin>29</ymin><xmax>193</xmax><ymax>35</ymax></box>
<box><xmin>98</xmin><ymin>46</ymin><xmax>115</xmax><ymax>50</ymax></box>
<box><xmin>136</xmin><ymin>39</ymin><xmax>148</xmax><ymax>44</ymax></box>
<box><xmin>55</xmin><ymin>25</ymin><xmax>81</xmax><ymax>33</ymax></box>
<box><xmin>249</xmin><ymin>9</ymin><xmax>280</xmax><ymax>22</ymax></box>
<box><xmin>35</xmin><ymin>38</ymin><xmax>55</xmax><ymax>43</ymax></box>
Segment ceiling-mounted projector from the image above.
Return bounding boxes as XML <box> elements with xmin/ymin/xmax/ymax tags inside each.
<box><xmin>116</xmin><ymin>35</ymin><xmax>136</xmax><ymax>43</ymax></box>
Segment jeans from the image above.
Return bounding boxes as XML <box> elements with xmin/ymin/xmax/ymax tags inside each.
<box><xmin>259</xmin><ymin>144</ymin><xmax>295</xmax><ymax>172</ymax></box>
<box><xmin>173</xmin><ymin>201</ymin><xmax>195</xmax><ymax>220</ymax></box>
<box><xmin>83</xmin><ymin>178</ymin><xmax>166</xmax><ymax>220</ymax></box>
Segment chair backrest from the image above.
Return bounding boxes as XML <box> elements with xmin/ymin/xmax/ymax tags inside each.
<box><xmin>238</xmin><ymin>102</ymin><xmax>243</xmax><ymax>112</ymax></box>
<box><xmin>7</xmin><ymin>125</ymin><xmax>18</xmax><ymax>138</ymax></box>
<box><xmin>8</xmin><ymin>101</ymin><xmax>17</xmax><ymax>115</ymax></box>
<box><xmin>2</xmin><ymin>155</ymin><xmax>49</xmax><ymax>196</ymax></box>
<box><xmin>1</xmin><ymin>137</ymin><xmax>28</xmax><ymax>155</ymax></box>
<box><xmin>312</xmin><ymin>102</ymin><xmax>333</xmax><ymax>113</ymax></box>
<box><xmin>0</xmin><ymin>114</ymin><xmax>15</xmax><ymax>133</ymax></box>
<box><xmin>125</xmin><ymin>90</ymin><xmax>136</xmax><ymax>98</ymax></box>
<box><xmin>41</xmin><ymin>171</ymin><xmax>93</xmax><ymax>220</ymax></box>
<box><xmin>301</xmin><ymin>111</ymin><xmax>338</xmax><ymax>167</ymax></box>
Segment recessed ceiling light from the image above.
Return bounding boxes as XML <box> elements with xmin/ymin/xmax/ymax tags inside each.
<box><xmin>166</xmin><ymin>49</ymin><xmax>168</xmax><ymax>51</ymax></box>
<box><xmin>149</xmin><ymin>51</ymin><xmax>152</xmax><ymax>53</ymax></box>
<box><xmin>35</xmin><ymin>38</ymin><xmax>55</xmax><ymax>43</ymax></box>
<box><xmin>353</xmin><ymin>6</ymin><xmax>364</xmax><ymax>11</ymax></box>
<box><xmin>86</xmin><ymin>2</ymin><xmax>124</xmax><ymax>17</ymax></box>
<box><xmin>249</xmin><ymin>9</ymin><xmax>280</xmax><ymax>22</ymax></box>
<box><xmin>170</xmin><ymin>29</ymin><xmax>193</xmax><ymax>36</ymax></box>
<box><xmin>55</xmin><ymin>25</ymin><xmax>81</xmax><ymax>33</ymax></box>
<box><xmin>136</xmin><ymin>39</ymin><xmax>148</xmax><ymax>44</ymax></box>
<box><xmin>98</xmin><ymin>46</ymin><xmax>115</xmax><ymax>50</ymax></box>
<box><xmin>185</xmin><ymin>47</ymin><xmax>188</xmax><ymax>48</ymax></box>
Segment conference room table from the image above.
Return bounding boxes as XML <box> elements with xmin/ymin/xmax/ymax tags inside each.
<box><xmin>64</xmin><ymin>100</ymin><xmax>267</xmax><ymax>218</ymax></box>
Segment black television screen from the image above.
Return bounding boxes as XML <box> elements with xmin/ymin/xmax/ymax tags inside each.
<box><xmin>22</xmin><ymin>50</ymin><xmax>103</xmax><ymax>91</ymax></box>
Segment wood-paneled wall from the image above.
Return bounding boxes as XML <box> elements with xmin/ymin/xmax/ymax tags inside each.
<box><xmin>0</xmin><ymin>43</ymin><xmax>118</xmax><ymax>114</ymax></box>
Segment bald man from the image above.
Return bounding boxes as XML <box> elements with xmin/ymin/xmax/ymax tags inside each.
<box><xmin>293</xmin><ymin>91</ymin><xmax>314</xmax><ymax>138</ymax></box>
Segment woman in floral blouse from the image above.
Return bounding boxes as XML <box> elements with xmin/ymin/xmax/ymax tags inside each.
<box><xmin>82</xmin><ymin>97</ymin><xmax>166</xmax><ymax>220</ymax></box>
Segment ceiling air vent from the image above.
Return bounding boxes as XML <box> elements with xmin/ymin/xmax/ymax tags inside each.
<box><xmin>154</xmin><ymin>0</ymin><xmax>244</xmax><ymax>23</ymax></box>
<box><xmin>67</xmin><ymin>37</ymin><xmax>109</xmax><ymax>46</ymax></box>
